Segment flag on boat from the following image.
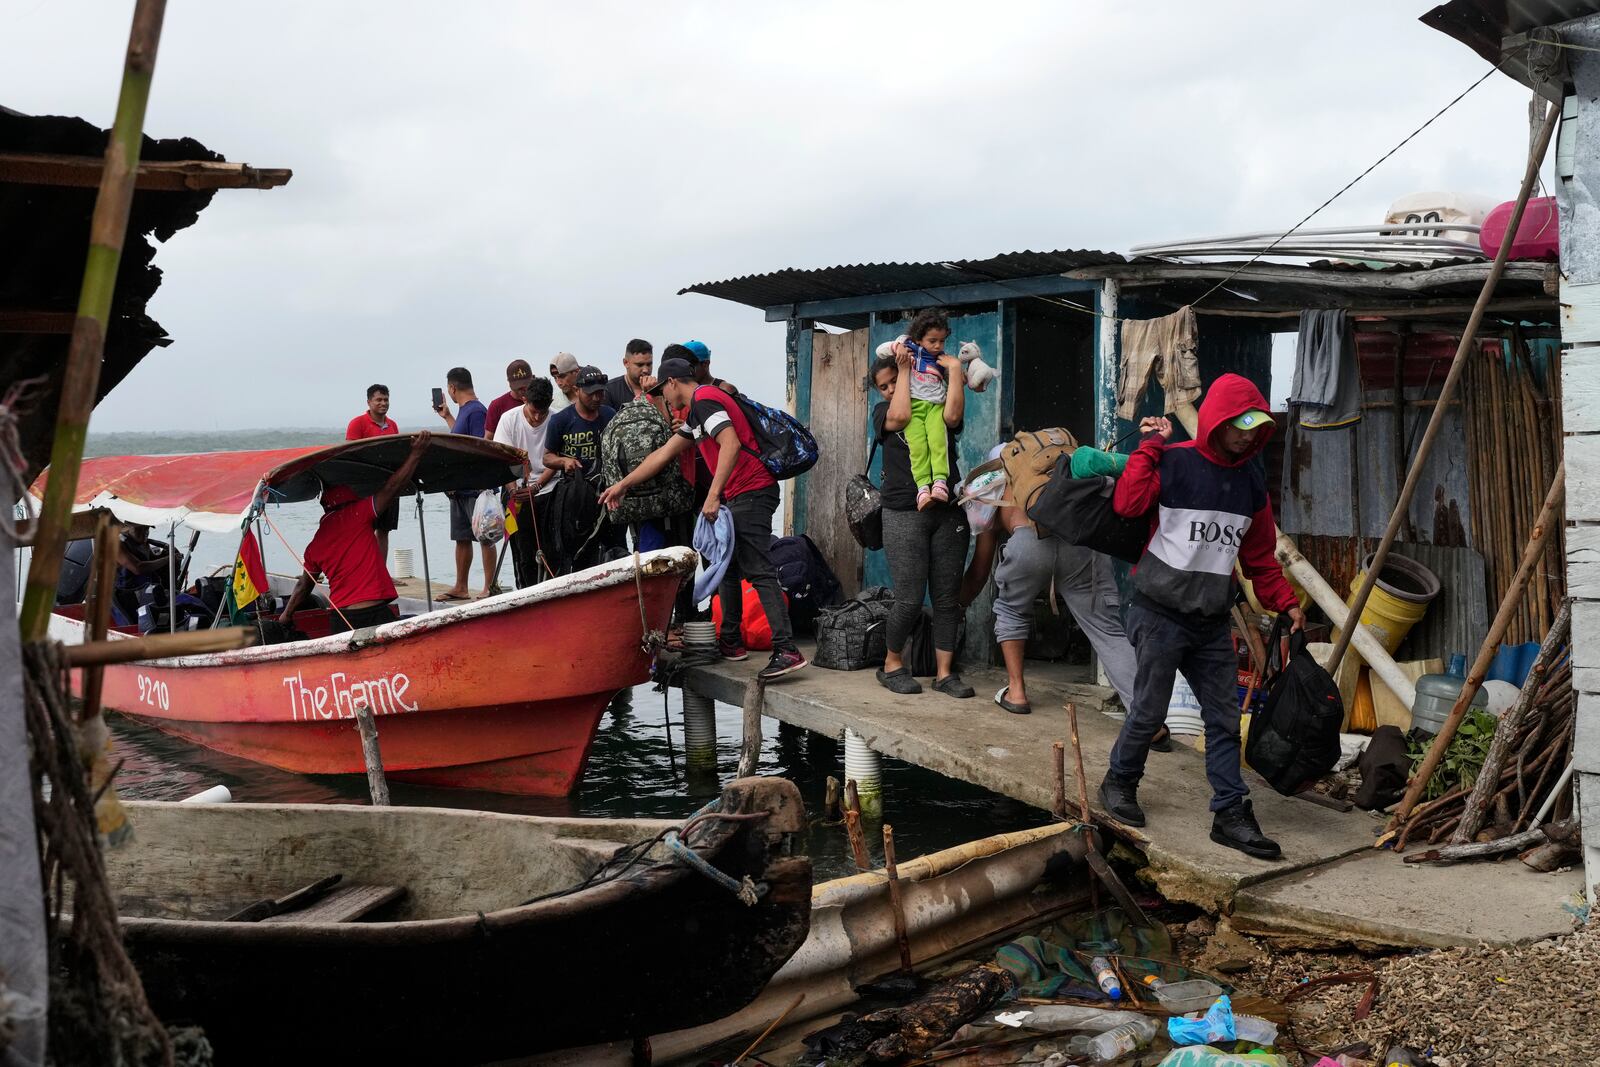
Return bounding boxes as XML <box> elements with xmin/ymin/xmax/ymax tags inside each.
<box><xmin>504</xmin><ymin>499</ymin><xmax>519</xmax><ymax>537</ymax></box>
<box><xmin>225</xmin><ymin>528</ymin><xmax>268</xmax><ymax>623</ymax></box>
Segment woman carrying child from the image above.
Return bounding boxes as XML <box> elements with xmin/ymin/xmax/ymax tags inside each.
<box><xmin>870</xmin><ymin>308</ymin><xmax>976</xmax><ymax>699</ymax></box>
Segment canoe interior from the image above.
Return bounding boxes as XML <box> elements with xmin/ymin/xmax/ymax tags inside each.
<box><xmin>108</xmin><ymin>801</ymin><xmax>675</xmax><ymax>922</ymax></box>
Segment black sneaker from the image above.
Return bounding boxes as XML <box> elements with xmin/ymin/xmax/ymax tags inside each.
<box><xmin>932</xmin><ymin>673</ymin><xmax>975</xmax><ymax>699</ymax></box>
<box><xmin>875</xmin><ymin>667</ymin><xmax>922</xmax><ymax>695</ymax></box>
<box><xmin>1097</xmin><ymin>772</ymin><xmax>1146</xmax><ymax>827</ymax></box>
<box><xmin>1210</xmin><ymin>799</ymin><xmax>1281</xmax><ymax>860</ymax></box>
<box><xmin>758</xmin><ymin>648</ymin><xmax>807</xmax><ymax>681</ymax></box>
<box><xmin>718</xmin><ymin>638</ymin><xmax>748</xmax><ymax>662</ymax></box>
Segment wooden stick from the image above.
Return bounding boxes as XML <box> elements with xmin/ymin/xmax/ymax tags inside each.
<box><xmin>823</xmin><ymin>775</ymin><xmax>842</xmax><ymax>824</ymax></box>
<box><xmin>1328</xmin><ymin>99</ymin><xmax>1560</xmax><ymax>676</ymax></box>
<box><xmin>1065</xmin><ymin>702</ymin><xmax>1091</xmax><ymax>823</ymax></box>
<box><xmin>736</xmin><ymin>677</ymin><xmax>765</xmax><ymax>779</ymax></box>
<box><xmin>353</xmin><ymin>702</ymin><xmax>390</xmax><ymax>806</ymax></box>
<box><xmin>1403</xmin><ymin>826</ymin><xmax>1548</xmax><ymax>865</ymax></box>
<box><xmin>1456</xmin><ymin>600</ymin><xmax>1570</xmax><ymax>842</ymax></box>
<box><xmin>1051</xmin><ymin>741</ymin><xmax>1066</xmax><ymax>821</ymax></box>
<box><xmin>731</xmin><ymin>993</ymin><xmax>805</xmax><ymax>1066</ymax></box>
<box><xmin>81</xmin><ymin>515</ymin><xmax>119</xmax><ymax>722</ymax></box>
<box><xmin>18</xmin><ymin>0</ymin><xmax>169</xmax><ymax>641</ymax></box>
<box><xmin>63</xmin><ymin>626</ymin><xmax>254</xmax><ymax>667</ymax></box>
<box><xmin>883</xmin><ymin>824</ymin><xmax>913</xmax><ymax>973</ymax></box>
<box><xmin>1391</xmin><ymin>461</ymin><xmax>1565</xmax><ymax>827</ymax></box>
<box><xmin>843</xmin><ymin>803</ymin><xmax>871</xmax><ymax>872</ymax></box>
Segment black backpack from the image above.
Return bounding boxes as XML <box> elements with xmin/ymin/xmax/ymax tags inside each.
<box><xmin>770</xmin><ymin>534</ymin><xmax>844</xmax><ymax>630</ymax></box>
<box><xmin>545</xmin><ymin>470</ymin><xmax>604</xmax><ymax>573</ymax></box>
<box><xmin>1245</xmin><ymin>613</ymin><xmax>1345</xmax><ymax>795</ymax></box>
<box><xmin>1025</xmin><ymin>455</ymin><xmax>1150</xmax><ymax>564</ymax></box>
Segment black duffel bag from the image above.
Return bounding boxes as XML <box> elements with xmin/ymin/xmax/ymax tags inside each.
<box><xmin>1245</xmin><ymin>613</ymin><xmax>1344</xmax><ymax>795</ymax></box>
<box><xmin>1024</xmin><ymin>454</ymin><xmax>1149</xmax><ymax>564</ymax></box>
<box><xmin>814</xmin><ymin>587</ymin><xmax>894</xmax><ymax>671</ymax></box>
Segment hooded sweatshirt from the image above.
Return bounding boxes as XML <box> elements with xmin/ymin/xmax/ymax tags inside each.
<box><xmin>1112</xmin><ymin>373</ymin><xmax>1297</xmax><ymax>619</ymax></box>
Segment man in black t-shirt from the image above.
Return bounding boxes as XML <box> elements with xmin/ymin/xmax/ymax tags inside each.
<box><xmin>543</xmin><ymin>367</ymin><xmax>615</xmax><ymax>478</ymax></box>
<box><xmin>603</xmin><ymin>338</ymin><xmax>655</xmax><ymax>412</ymax></box>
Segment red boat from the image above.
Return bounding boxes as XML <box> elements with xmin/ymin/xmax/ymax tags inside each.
<box><xmin>39</xmin><ymin>435</ymin><xmax>694</xmax><ymax>795</ymax></box>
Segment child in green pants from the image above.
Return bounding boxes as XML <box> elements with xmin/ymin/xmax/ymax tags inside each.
<box><xmin>876</xmin><ymin>315</ymin><xmax>984</xmax><ymax>509</ymax></box>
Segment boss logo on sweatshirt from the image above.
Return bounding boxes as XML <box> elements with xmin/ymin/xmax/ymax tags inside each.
<box><xmin>1187</xmin><ymin>519</ymin><xmax>1248</xmax><ymax>548</ymax></box>
<box><xmin>1147</xmin><ymin>506</ymin><xmax>1253</xmax><ymax>575</ymax></box>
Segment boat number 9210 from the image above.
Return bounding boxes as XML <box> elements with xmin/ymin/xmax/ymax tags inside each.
<box><xmin>135</xmin><ymin>673</ymin><xmax>170</xmax><ymax>711</ymax></box>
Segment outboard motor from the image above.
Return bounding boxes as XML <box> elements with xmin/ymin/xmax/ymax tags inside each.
<box><xmin>55</xmin><ymin>538</ymin><xmax>95</xmax><ymax>604</ymax></box>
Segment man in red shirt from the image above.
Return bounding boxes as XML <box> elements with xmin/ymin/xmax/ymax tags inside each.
<box><xmin>346</xmin><ymin>383</ymin><xmax>401</xmax><ymax>565</ymax></box>
<box><xmin>484</xmin><ymin>359</ymin><xmax>534</xmax><ymax>437</ymax></box>
<box><xmin>280</xmin><ymin>431</ymin><xmax>432</xmax><ymax>634</ymax></box>
<box><xmin>601</xmin><ymin>358</ymin><xmax>805</xmax><ymax>681</ymax></box>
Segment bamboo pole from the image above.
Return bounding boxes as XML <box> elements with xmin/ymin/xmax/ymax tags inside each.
<box><xmin>18</xmin><ymin>0</ymin><xmax>169</xmax><ymax>641</ymax></box>
<box><xmin>1328</xmin><ymin>100</ymin><xmax>1559</xmax><ymax>676</ymax></box>
<box><xmin>1453</xmin><ymin>600</ymin><xmax>1570</xmax><ymax>843</ymax></box>
<box><xmin>882</xmin><ymin>824</ymin><xmax>913</xmax><ymax>973</ymax></box>
<box><xmin>1391</xmin><ymin>461</ymin><xmax>1565</xmax><ymax>827</ymax></box>
<box><xmin>63</xmin><ymin>626</ymin><xmax>253</xmax><ymax>668</ymax></box>
<box><xmin>81</xmin><ymin>516</ymin><xmax>119</xmax><ymax>718</ymax></box>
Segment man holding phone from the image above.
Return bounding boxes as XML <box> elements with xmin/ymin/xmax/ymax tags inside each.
<box><xmin>433</xmin><ymin>367</ymin><xmax>494</xmax><ymax>600</ymax></box>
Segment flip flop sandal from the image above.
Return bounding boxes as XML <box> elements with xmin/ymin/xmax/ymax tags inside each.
<box><xmin>994</xmin><ymin>685</ymin><xmax>1032</xmax><ymax>715</ymax></box>
<box><xmin>434</xmin><ymin>591</ymin><xmax>471</xmax><ymax>602</ymax></box>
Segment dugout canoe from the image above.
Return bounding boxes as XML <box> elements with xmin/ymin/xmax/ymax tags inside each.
<box><xmin>108</xmin><ymin>777</ymin><xmax>812</xmax><ymax>1064</ymax></box>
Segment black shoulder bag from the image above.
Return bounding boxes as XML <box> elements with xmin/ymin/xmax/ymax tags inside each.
<box><xmin>845</xmin><ymin>437</ymin><xmax>883</xmax><ymax>551</ymax></box>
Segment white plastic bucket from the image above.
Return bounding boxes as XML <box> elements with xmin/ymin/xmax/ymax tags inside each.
<box><xmin>1166</xmin><ymin>675</ymin><xmax>1205</xmax><ymax>737</ymax></box>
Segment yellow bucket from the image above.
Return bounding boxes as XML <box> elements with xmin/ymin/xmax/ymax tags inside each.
<box><xmin>1340</xmin><ymin>552</ymin><xmax>1439</xmax><ymax>655</ymax></box>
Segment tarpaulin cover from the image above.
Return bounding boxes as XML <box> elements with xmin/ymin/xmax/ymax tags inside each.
<box><xmin>29</xmin><ymin>432</ymin><xmax>526</xmax><ymax>533</ymax></box>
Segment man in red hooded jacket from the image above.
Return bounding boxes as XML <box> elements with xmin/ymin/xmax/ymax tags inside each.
<box><xmin>1100</xmin><ymin>373</ymin><xmax>1305</xmax><ymax>859</ymax></box>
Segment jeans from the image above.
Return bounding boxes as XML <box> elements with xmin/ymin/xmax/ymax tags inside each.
<box><xmin>1108</xmin><ymin>597</ymin><xmax>1249</xmax><ymax>812</ymax></box>
<box><xmin>719</xmin><ymin>485</ymin><xmax>794</xmax><ymax>653</ymax></box>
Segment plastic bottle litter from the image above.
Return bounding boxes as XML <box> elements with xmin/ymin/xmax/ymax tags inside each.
<box><xmin>1231</xmin><ymin>1013</ymin><xmax>1278</xmax><ymax>1047</ymax></box>
<box><xmin>1141</xmin><ymin>973</ymin><xmax>1169</xmax><ymax>991</ymax></box>
<box><xmin>1087</xmin><ymin>1015</ymin><xmax>1158</xmax><ymax>1062</ymax></box>
<box><xmin>1090</xmin><ymin>956</ymin><xmax>1123</xmax><ymax>1000</ymax></box>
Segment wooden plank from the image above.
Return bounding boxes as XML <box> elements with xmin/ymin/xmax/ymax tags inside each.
<box><xmin>1572</xmin><ymin>599</ymin><xmax>1600</xmax><ymax>682</ymax></box>
<box><xmin>1561</xmin><ymin>346</ymin><xmax>1600</xmax><ymax>434</ymax></box>
<box><xmin>1575</xmin><ymin>691</ymin><xmax>1600</xmax><ymax>774</ymax></box>
<box><xmin>1567</xmin><ymin>435</ymin><xmax>1600</xmax><ymax>523</ymax></box>
<box><xmin>0</xmin><ymin>309</ymin><xmax>75</xmax><ymax>334</ymax></box>
<box><xmin>0</xmin><ymin>151</ymin><xmax>291</xmax><ymax>192</ymax></box>
<box><xmin>260</xmin><ymin>883</ymin><xmax>404</xmax><ymax>924</ymax></box>
<box><xmin>1562</xmin><ymin>279</ymin><xmax>1600</xmax><ymax>345</ymax></box>
<box><xmin>1568</xmin><ymin>525</ymin><xmax>1600</xmax><ymax>599</ymax></box>
<box><xmin>803</xmin><ymin>329</ymin><xmax>868</xmax><ymax>596</ymax></box>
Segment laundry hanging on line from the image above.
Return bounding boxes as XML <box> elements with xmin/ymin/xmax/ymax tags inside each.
<box><xmin>1117</xmin><ymin>305</ymin><xmax>1202</xmax><ymax>421</ymax></box>
<box><xmin>1290</xmin><ymin>308</ymin><xmax>1363</xmax><ymax>429</ymax></box>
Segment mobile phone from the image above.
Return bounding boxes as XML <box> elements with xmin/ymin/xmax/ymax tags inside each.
<box><xmin>431</xmin><ymin>387</ymin><xmax>444</xmax><ymax>411</ymax></box>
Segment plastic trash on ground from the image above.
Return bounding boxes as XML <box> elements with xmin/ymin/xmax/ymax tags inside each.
<box><xmin>1231</xmin><ymin>1012</ymin><xmax>1278</xmax><ymax>1047</ymax></box>
<box><xmin>1086</xmin><ymin>1014</ymin><xmax>1158</xmax><ymax>1062</ymax></box>
<box><xmin>1156</xmin><ymin>1047</ymin><xmax>1290</xmax><ymax>1067</ymax></box>
<box><xmin>1168</xmin><ymin>994</ymin><xmax>1235</xmax><ymax>1046</ymax></box>
<box><xmin>1153</xmin><ymin>978</ymin><xmax>1225</xmax><ymax>1014</ymax></box>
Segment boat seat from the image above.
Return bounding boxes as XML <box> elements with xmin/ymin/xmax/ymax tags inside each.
<box><xmin>260</xmin><ymin>884</ymin><xmax>406</xmax><ymax>924</ymax></box>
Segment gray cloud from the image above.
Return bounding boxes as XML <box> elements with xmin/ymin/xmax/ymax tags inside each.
<box><xmin>4</xmin><ymin>1</ymin><xmax>1540</xmax><ymax>432</ymax></box>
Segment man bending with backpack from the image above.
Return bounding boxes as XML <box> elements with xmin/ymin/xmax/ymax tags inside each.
<box><xmin>1100</xmin><ymin>373</ymin><xmax>1303</xmax><ymax>860</ymax></box>
<box><xmin>600</xmin><ymin>356</ymin><xmax>807</xmax><ymax>682</ymax></box>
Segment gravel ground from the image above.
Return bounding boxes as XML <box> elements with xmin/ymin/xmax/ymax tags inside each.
<box><xmin>1225</xmin><ymin>918</ymin><xmax>1598</xmax><ymax>1065</ymax></box>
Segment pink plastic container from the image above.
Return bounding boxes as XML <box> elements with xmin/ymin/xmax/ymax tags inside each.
<box><xmin>1478</xmin><ymin>195</ymin><xmax>1560</xmax><ymax>261</ymax></box>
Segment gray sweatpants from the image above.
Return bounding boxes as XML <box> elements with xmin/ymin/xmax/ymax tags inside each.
<box><xmin>992</xmin><ymin>526</ymin><xmax>1137</xmax><ymax>709</ymax></box>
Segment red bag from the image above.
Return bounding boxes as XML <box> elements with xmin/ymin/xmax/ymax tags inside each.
<box><xmin>710</xmin><ymin>581</ymin><xmax>789</xmax><ymax>650</ymax></box>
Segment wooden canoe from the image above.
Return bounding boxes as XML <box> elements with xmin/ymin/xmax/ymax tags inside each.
<box><xmin>51</xmin><ymin>547</ymin><xmax>696</xmax><ymax>796</ymax></box>
<box><xmin>107</xmin><ymin>777</ymin><xmax>811</xmax><ymax>1064</ymax></box>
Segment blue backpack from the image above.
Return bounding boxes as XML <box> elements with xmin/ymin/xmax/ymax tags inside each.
<box><xmin>727</xmin><ymin>392</ymin><xmax>819</xmax><ymax>480</ymax></box>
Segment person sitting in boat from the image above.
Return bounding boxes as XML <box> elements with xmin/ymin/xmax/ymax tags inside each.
<box><xmin>279</xmin><ymin>431</ymin><xmax>432</xmax><ymax>635</ymax></box>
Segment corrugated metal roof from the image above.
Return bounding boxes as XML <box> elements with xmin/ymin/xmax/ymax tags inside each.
<box><xmin>1422</xmin><ymin>0</ymin><xmax>1600</xmax><ymax>93</ymax></box>
<box><xmin>678</xmin><ymin>248</ymin><xmax>1127</xmax><ymax>310</ymax></box>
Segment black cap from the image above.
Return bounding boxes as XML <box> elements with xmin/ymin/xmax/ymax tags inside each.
<box><xmin>647</xmin><ymin>357</ymin><xmax>696</xmax><ymax>395</ymax></box>
<box><xmin>577</xmin><ymin>366</ymin><xmax>608</xmax><ymax>394</ymax></box>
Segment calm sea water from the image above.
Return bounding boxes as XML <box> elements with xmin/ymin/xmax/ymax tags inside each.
<box><xmin>51</xmin><ymin>429</ymin><xmax>1049</xmax><ymax>880</ymax></box>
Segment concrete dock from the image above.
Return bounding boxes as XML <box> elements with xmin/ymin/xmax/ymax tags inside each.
<box><xmin>685</xmin><ymin>643</ymin><xmax>1584</xmax><ymax>949</ymax></box>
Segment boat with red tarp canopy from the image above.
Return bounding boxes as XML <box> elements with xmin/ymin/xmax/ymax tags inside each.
<box><xmin>39</xmin><ymin>433</ymin><xmax>692</xmax><ymax>796</ymax></box>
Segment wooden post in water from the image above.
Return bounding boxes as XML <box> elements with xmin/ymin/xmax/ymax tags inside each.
<box><xmin>842</xmin><ymin>780</ymin><xmax>871</xmax><ymax>871</ymax></box>
<box><xmin>1051</xmin><ymin>741</ymin><xmax>1067</xmax><ymax>821</ymax></box>
<box><xmin>823</xmin><ymin>775</ymin><xmax>841</xmax><ymax>824</ymax></box>
<box><xmin>81</xmin><ymin>515</ymin><xmax>119</xmax><ymax>718</ymax></box>
<box><xmin>882</xmin><ymin>823</ymin><xmax>913</xmax><ymax>973</ymax></box>
<box><xmin>736</xmin><ymin>677</ymin><xmax>765</xmax><ymax>778</ymax></box>
<box><xmin>354</xmin><ymin>701</ymin><xmax>390</xmax><ymax>806</ymax></box>
<box><xmin>18</xmin><ymin>0</ymin><xmax>169</xmax><ymax>640</ymax></box>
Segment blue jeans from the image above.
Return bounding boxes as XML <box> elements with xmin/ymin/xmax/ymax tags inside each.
<box><xmin>636</xmin><ymin>520</ymin><xmax>668</xmax><ymax>552</ymax></box>
<box><xmin>1108</xmin><ymin>598</ymin><xmax>1248</xmax><ymax>812</ymax></box>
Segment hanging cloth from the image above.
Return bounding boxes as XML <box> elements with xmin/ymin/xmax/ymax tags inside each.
<box><xmin>1290</xmin><ymin>309</ymin><xmax>1362</xmax><ymax>429</ymax></box>
<box><xmin>1116</xmin><ymin>306</ymin><xmax>1202</xmax><ymax>420</ymax></box>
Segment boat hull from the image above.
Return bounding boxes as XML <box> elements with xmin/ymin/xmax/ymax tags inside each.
<box><xmin>55</xmin><ymin>549</ymin><xmax>695</xmax><ymax>796</ymax></box>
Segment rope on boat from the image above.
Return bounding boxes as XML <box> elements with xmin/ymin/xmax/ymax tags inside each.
<box><xmin>664</xmin><ymin>796</ymin><xmax>769</xmax><ymax>907</ymax></box>
<box><xmin>630</xmin><ymin>545</ymin><xmax>666</xmax><ymax>656</ymax></box>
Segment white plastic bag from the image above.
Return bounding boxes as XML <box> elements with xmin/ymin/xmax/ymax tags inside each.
<box><xmin>471</xmin><ymin>489</ymin><xmax>505</xmax><ymax>544</ymax></box>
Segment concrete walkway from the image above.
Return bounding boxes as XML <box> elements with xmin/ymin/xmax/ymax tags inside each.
<box><xmin>685</xmin><ymin>644</ymin><xmax>1583</xmax><ymax>949</ymax></box>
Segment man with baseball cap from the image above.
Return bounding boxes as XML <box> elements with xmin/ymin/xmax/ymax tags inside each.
<box><xmin>485</xmin><ymin>358</ymin><xmax>535</xmax><ymax>437</ymax></box>
<box><xmin>543</xmin><ymin>366</ymin><xmax>621</xmax><ymax>570</ymax></box>
<box><xmin>600</xmin><ymin>357</ymin><xmax>805</xmax><ymax>681</ymax></box>
<box><xmin>1100</xmin><ymin>374</ymin><xmax>1303</xmax><ymax>860</ymax></box>
<box><xmin>548</xmin><ymin>352</ymin><xmax>580</xmax><ymax>412</ymax></box>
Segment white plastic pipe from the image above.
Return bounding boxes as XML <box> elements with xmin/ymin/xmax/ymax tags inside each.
<box><xmin>681</xmin><ymin>621</ymin><xmax>716</xmax><ymax>650</ymax></box>
<box><xmin>393</xmin><ymin>548</ymin><xmax>415</xmax><ymax>580</ymax></box>
<box><xmin>845</xmin><ymin>728</ymin><xmax>882</xmax><ymax>816</ymax></box>
<box><xmin>179</xmin><ymin>784</ymin><xmax>232</xmax><ymax>804</ymax></box>
<box><xmin>681</xmin><ymin>690</ymin><xmax>717</xmax><ymax>768</ymax></box>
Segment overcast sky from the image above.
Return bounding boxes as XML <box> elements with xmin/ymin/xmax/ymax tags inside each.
<box><xmin>6</xmin><ymin>2</ymin><xmax>1542</xmax><ymax>433</ymax></box>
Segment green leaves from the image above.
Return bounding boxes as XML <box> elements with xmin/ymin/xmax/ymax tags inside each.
<box><xmin>1408</xmin><ymin>709</ymin><xmax>1499</xmax><ymax>801</ymax></box>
